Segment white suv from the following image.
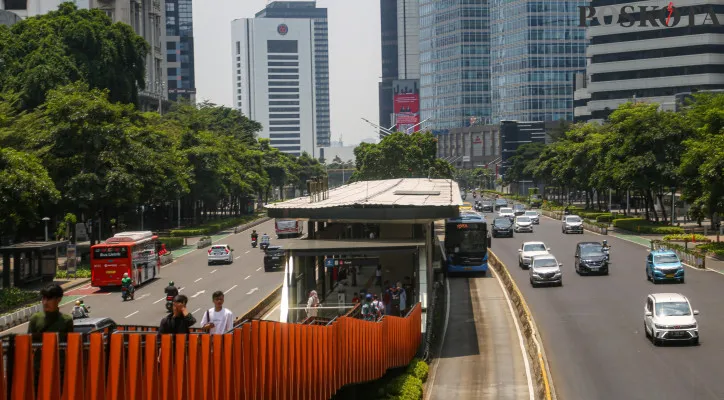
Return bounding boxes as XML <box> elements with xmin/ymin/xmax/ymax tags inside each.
<box><xmin>644</xmin><ymin>293</ymin><xmax>699</xmax><ymax>346</ymax></box>
<box><xmin>208</xmin><ymin>244</ymin><xmax>234</xmax><ymax>265</ymax></box>
<box><xmin>530</xmin><ymin>254</ymin><xmax>562</xmax><ymax>287</ymax></box>
<box><xmin>518</xmin><ymin>241</ymin><xmax>550</xmax><ymax>269</ymax></box>
<box><xmin>499</xmin><ymin>207</ymin><xmax>515</xmax><ymax>220</ymax></box>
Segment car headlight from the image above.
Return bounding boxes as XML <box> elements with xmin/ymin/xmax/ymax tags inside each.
<box><xmin>654</xmin><ymin>323</ymin><xmax>667</xmax><ymax>329</ymax></box>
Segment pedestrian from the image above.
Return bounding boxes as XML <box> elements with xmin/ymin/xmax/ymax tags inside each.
<box><xmin>200</xmin><ymin>291</ymin><xmax>234</xmax><ymax>334</ymax></box>
<box><xmin>306</xmin><ymin>290</ymin><xmax>320</xmax><ymax>318</ymax></box>
<box><xmin>383</xmin><ymin>282</ymin><xmax>392</xmax><ymax>315</ymax></box>
<box><xmin>350</xmin><ymin>265</ymin><xmax>357</xmax><ymax>286</ymax></box>
<box><xmin>397</xmin><ymin>282</ymin><xmax>407</xmax><ymax>316</ymax></box>
<box><xmin>361</xmin><ymin>294</ymin><xmax>377</xmax><ymax>321</ymax></box>
<box><xmin>372</xmin><ymin>294</ymin><xmax>384</xmax><ymax>318</ymax></box>
<box><xmin>375</xmin><ymin>265</ymin><xmax>383</xmax><ymax>288</ymax></box>
<box><xmin>390</xmin><ymin>284</ymin><xmax>401</xmax><ymax>316</ymax></box>
<box><xmin>28</xmin><ymin>284</ymin><xmax>74</xmax><ymax>385</ymax></box>
<box><xmin>351</xmin><ymin>292</ymin><xmax>360</xmax><ymax>305</ymax></box>
<box><xmin>159</xmin><ymin>294</ymin><xmax>196</xmax><ymax>334</ymax></box>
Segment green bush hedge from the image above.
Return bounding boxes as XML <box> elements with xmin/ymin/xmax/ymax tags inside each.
<box><xmin>383</xmin><ymin>358</ymin><xmax>428</xmax><ymax>400</ymax></box>
<box><xmin>158</xmin><ymin>237</ymin><xmax>185</xmax><ymax>249</ymax></box>
<box><xmin>613</xmin><ymin>218</ymin><xmax>685</xmax><ymax>234</ymax></box>
<box><xmin>596</xmin><ymin>215</ymin><xmax>613</xmax><ymax>223</ymax></box>
<box><xmin>663</xmin><ymin>234</ymin><xmax>710</xmax><ymax>242</ymax></box>
<box><xmin>0</xmin><ymin>288</ymin><xmax>39</xmax><ymax>315</ymax></box>
<box><xmin>169</xmin><ymin>214</ymin><xmax>264</xmax><ymax>237</ymax></box>
<box><xmin>580</xmin><ymin>212</ymin><xmax>611</xmax><ymax>220</ymax></box>
<box><xmin>696</xmin><ymin>242</ymin><xmax>724</xmax><ymax>257</ymax></box>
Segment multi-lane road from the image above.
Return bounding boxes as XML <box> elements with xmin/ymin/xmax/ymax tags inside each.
<box><xmin>489</xmin><ymin>208</ymin><xmax>724</xmax><ymax>400</ymax></box>
<box><xmin>5</xmin><ymin>220</ymin><xmax>291</xmax><ymax>334</ymax></box>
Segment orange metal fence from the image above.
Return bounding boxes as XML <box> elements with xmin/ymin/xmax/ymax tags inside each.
<box><xmin>1</xmin><ymin>304</ymin><xmax>421</xmax><ymax>400</ymax></box>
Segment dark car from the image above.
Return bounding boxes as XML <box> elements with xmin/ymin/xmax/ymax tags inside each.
<box><xmin>495</xmin><ymin>199</ymin><xmax>508</xmax><ymax>210</ymax></box>
<box><xmin>73</xmin><ymin>317</ymin><xmax>117</xmax><ymax>334</ymax></box>
<box><xmin>492</xmin><ymin>217</ymin><xmax>514</xmax><ymax>238</ymax></box>
<box><xmin>264</xmin><ymin>246</ymin><xmax>285</xmax><ymax>272</ymax></box>
<box><xmin>513</xmin><ymin>204</ymin><xmax>526</xmax><ymax>216</ymax></box>
<box><xmin>481</xmin><ymin>201</ymin><xmax>494</xmax><ymax>212</ymax></box>
<box><xmin>575</xmin><ymin>242</ymin><xmax>609</xmax><ymax>275</ymax></box>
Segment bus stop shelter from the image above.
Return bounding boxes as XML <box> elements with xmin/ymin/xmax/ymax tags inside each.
<box><xmin>0</xmin><ymin>241</ymin><xmax>68</xmax><ymax>288</ymax></box>
<box><xmin>266</xmin><ymin>178</ymin><xmax>463</xmax><ymax>324</ymax></box>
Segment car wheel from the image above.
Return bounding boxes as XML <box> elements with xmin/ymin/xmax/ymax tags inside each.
<box><xmin>691</xmin><ymin>337</ymin><xmax>699</xmax><ymax>346</ymax></box>
<box><xmin>680</xmin><ymin>277</ymin><xmax>685</xmax><ymax>284</ymax></box>
<box><xmin>653</xmin><ymin>337</ymin><xmax>661</xmax><ymax>346</ymax></box>
<box><xmin>644</xmin><ymin>323</ymin><xmax>650</xmax><ymax>338</ymax></box>
<box><xmin>530</xmin><ymin>279</ymin><xmax>536</xmax><ymax>287</ymax></box>
<box><xmin>558</xmin><ymin>281</ymin><xmax>563</xmax><ymax>287</ymax></box>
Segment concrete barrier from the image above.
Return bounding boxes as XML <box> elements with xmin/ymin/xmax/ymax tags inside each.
<box><xmin>196</xmin><ymin>237</ymin><xmax>212</xmax><ymax>249</ymax></box>
<box><xmin>488</xmin><ymin>250</ymin><xmax>555</xmax><ymax>400</ymax></box>
<box><xmin>0</xmin><ymin>302</ymin><xmax>42</xmax><ymax>332</ymax></box>
<box><xmin>160</xmin><ymin>253</ymin><xmax>174</xmax><ymax>266</ymax></box>
<box><xmin>235</xmin><ymin>284</ymin><xmax>282</xmax><ymax>323</ymax></box>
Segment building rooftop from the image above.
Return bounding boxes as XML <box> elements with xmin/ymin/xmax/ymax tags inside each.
<box><xmin>266</xmin><ymin>178</ymin><xmax>462</xmax><ymax>222</ymax></box>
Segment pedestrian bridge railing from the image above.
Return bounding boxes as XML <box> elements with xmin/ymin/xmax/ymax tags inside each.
<box><xmin>0</xmin><ymin>303</ymin><xmax>422</xmax><ymax>400</ymax></box>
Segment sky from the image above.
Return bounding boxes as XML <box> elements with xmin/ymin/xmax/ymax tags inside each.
<box><xmin>192</xmin><ymin>0</ymin><xmax>382</xmax><ymax>146</ymax></box>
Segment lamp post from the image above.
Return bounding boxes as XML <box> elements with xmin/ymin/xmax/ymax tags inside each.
<box><xmin>42</xmin><ymin>217</ymin><xmax>50</xmax><ymax>241</ymax></box>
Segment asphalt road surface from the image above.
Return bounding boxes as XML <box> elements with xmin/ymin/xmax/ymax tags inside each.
<box><xmin>428</xmin><ymin>276</ymin><xmax>531</xmax><ymax>400</ymax></box>
<box><xmin>487</xmin><ymin>208</ymin><xmax>724</xmax><ymax>400</ymax></box>
<box><xmin>5</xmin><ymin>219</ymin><xmax>291</xmax><ymax>334</ymax></box>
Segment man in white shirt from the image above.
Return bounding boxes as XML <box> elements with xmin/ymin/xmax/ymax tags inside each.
<box><xmin>200</xmin><ymin>291</ymin><xmax>235</xmax><ymax>334</ymax></box>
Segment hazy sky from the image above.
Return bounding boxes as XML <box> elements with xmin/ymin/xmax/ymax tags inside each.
<box><xmin>193</xmin><ymin>0</ymin><xmax>382</xmax><ymax>146</ymax></box>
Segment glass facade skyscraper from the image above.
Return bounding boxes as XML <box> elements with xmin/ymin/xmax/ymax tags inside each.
<box><xmin>490</xmin><ymin>0</ymin><xmax>587</xmax><ymax>122</ymax></box>
<box><xmin>256</xmin><ymin>1</ymin><xmax>331</xmax><ymax>148</ymax></box>
<box><xmin>165</xmin><ymin>0</ymin><xmax>196</xmax><ymax>103</ymax></box>
<box><xmin>419</xmin><ymin>0</ymin><xmax>491</xmax><ymax>129</ymax></box>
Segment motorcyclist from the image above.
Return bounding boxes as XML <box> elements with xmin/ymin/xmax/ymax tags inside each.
<box><xmin>564</xmin><ymin>204</ymin><xmax>571</xmax><ymax>215</ymax></box>
<box><xmin>165</xmin><ymin>281</ymin><xmax>179</xmax><ymax>298</ymax></box>
<box><xmin>121</xmin><ymin>272</ymin><xmax>135</xmax><ymax>299</ymax></box>
<box><xmin>602</xmin><ymin>240</ymin><xmax>610</xmax><ymax>251</ymax></box>
<box><xmin>79</xmin><ymin>299</ymin><xmax>90</xmax><ymax>314</ymax></box>
<box><xmin>251</xmin><ymin>230</ymin><xmax>258</xmax><ymax>241</ymax></box>
<box><xmin>260</xmin><ymin>233</ymin><xmax>270</xmax><ymax>245</ymax></box>
<box><xmin>71</xmin><ymin>300</ymin><xmax>88</xmax><ymax>319</ymax></box>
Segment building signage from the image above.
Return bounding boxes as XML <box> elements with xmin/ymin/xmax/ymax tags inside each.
<box><xmin>578</xmin><ymin>3</ymin><xmax>721</xmax><ymax>28</ymax></box>
<box><xmin>277</xmin><ymin>23</ymin><xmax>289</xmax><ymax>35</ymax></box>
<box><xmin>392</xmin><ymin>79</ymin><xmax>420</xmax><ymax>133</ymax></box>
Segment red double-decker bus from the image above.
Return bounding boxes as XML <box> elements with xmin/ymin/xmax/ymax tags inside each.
<box><xmin>90</xmin><ymin>231</ymin><xmax>160</xmax><ymax>288</ymax></box>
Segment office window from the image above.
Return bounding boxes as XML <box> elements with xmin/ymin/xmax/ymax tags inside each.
<box><xmin>236</xmin><ymin>41</ymin><xmax>241</xmax><ymax>55</ymax></box>
<box><xmin>167</xmin><ymin>42</ymin><xmax>177</xmax><ymax>50</ymax></box>
<box><xmin>267</xmin><ymin>40</ymin><xmax>298</xmax><ymax>53</ymax></box>
<box><xmin>167</xmin><ymin>54</ymin><xmax>177</xmax><ymax>62</ymax></box>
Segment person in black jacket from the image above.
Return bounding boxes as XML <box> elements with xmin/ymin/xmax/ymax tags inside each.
<box><xmin>159</xmin><ymin>294</ymin><xmax>196</xmax><ymax>334</ymax></box>
<box><xmin>164</xmin><ymin>281</ymin><xmax>178</xmax><ymax>298</ymax></box>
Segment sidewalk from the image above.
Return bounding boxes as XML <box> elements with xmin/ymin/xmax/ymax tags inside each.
<box><xmin>609</xmin><ymin>228</ymin><xmax>724</xmax><ymax>275</ymax></box>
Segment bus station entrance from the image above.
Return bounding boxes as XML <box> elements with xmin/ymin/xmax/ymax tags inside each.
<box><xmin>265</xmin><ymin>178</ymin><xmax>463</xmax><ymax>325</ymax></box>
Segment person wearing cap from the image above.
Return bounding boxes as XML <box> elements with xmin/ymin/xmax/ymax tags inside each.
<box><xmin>306</xmin><ymin>290</ymin><xmax>320</xmax><ymax>318</ymax></box>
<box><xmin>361</xmin><ymin>294</ymin><xmax>377</xmax><ymax>321</ymax></box>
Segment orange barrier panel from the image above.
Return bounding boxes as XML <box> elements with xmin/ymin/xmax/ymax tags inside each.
<box><xmin>2</xmin><ymin>303</ymin><xmax>422</xmax><ymax>400</ymax></box>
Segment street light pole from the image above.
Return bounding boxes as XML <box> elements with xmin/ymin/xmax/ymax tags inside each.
<box><xmin>42</xmin><ymin>217</ymin><xmax>50</xmax><ymax>241</ymax></box>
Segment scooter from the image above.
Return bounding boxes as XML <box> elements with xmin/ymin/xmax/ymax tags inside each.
<box><xmin>251</xmin><ymin>237</ymin><xmax>258</xmax><ymax>248</ymax></box>
<box><xmin>603</xmin><ymin>246</ymin><xmax>611</xmax><ymax>262</ymax></box>
<box><xmin>165</xmin><ymin>295</ymin><xmax>174</xmax><ymax>312</ymax></box>
<box><xmin>121</xmin><ymin>286</ymin><xmax>134</xmax><ymax>301</ymax></box>
<box><xmin>260</xmin><ymin>241</ymin><xmax>269</xmax><ymax>251</ymax></box>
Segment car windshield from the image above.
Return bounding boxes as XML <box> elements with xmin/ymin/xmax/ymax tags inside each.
<box><xmin>494</xmin><ymin>218</ymin><xmax>512</xmax><ymax>226</ymax></box>
<box><xmin>534</xmin><ymin>258</ymin><xmax>558</xmax><ymax>268</ymax></box>
<box><xmin>500</xmin><ymin>208</ymin><xmax>513</xmax><ymax>213</ymax></box>
<box><xmin>566</xmin><ymin>216</ymin><xmax>581</xmax><ymax>223</ymax></box>
<box><xmin>212</xmin><ymin>246</ymin><xmax>226</xmax><ymax>250</ymax></box>
<box><xmin>514</xmin><ymin>205</ymin><xmax>524</xmax><ymax>209</ymax></box>
<box><xmin>516</xmin><ymin>217</ymin><xmax>531</xmax><ymax>223</ymax></box>
<box><xmin>496</xmin><ymin>199</ymin><xmax>507</xmax><ymax>205</ymax></box>
<box><xmin>654</xmin><ymin>254</ymin><xmax>680</xmax><ymax>264</ymax></box>
<box><xmin>525</xmin><ymin>211</ymin><xmax>537</xmax><ymax>216</ymax></box>
<box><xmin>74</xmin><ymin>325</ymin><xmax>95</xmax><ymax>334</ymax></box>
<box><xmin>655</xmin><ymin>301</ymin><xmax>691</xmax><ymax>317</ymax></box>
<box><xmin>523</xmin><ymin>243</ymin><xmax>546</xmax><ymax>252</ymax></box>
<box><xmin>580</xmin><ymin>245</ymin><xmax>604</xmax><ymax>256</ymax></box>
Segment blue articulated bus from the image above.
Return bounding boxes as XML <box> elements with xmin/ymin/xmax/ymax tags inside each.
<box><xmin>444</xmin><ymin>211</ymin><xmax>489</xmax><ymax>274</ymax></box>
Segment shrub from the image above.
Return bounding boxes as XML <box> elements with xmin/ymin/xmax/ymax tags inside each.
<box><xmin>406</xmin><ymin>358</ymin><xmax>429</xmax><ymax>383</ymax></box>
<box><xmin>158</xmin><ymin>237</ymin><xmax>185</xmax><ymax>249</ymax></box>
<box><xmin>385</xmin><ymin>374</ymin><xmax>423</xmax><ymax>400</ymax></box>
<box><xmin>580</xmin><ymin>212</ymin><xmax>611</xmax><ymax>220</ymax></box>
<box><xmin>696</xmin><ymin>242</ymin><xmax>724</xmax><ymax>257</ymax></box>
<box><xmin>663</xmin><ymin>234</ymin><xmax>710</xmax><ymax>242</ymax></box>
<box><xmin>0</xmin><ymin>288</ymin><xmax>40</xmax><ymax>315</ymax></box>
<box><xmin>55</xmin><ymin>265</ymin><xmax>91</xmax><ymax>279</ymax></box>
<box><xmin>613</xmin><ymin>218</ymin><xmax>685</xmax><ymax>234</ymax></box>
<box><xmin>170</xmin><ymin>228</ymin><xmax>207</xmax><ymax>237</ymax></box>
<box><xmin>596</xmin><ymin>215</ymin><xmax>613</xmax><ymax>223</ymax></box>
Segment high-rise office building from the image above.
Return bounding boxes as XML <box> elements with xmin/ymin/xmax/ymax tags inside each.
<box><xmin>576</xmin><ymin>1</ymin><xmax>724</xmax><ymax>122</ymax></box>
<box><xmin>490</xmin><ymin>0</ymin><xmax>587</xmax><ymax>122</ymax></box>
<box><xmin>378</xmin><ymin>0</ymin><xmax>398</xmax><ymax>133</ymax></box>
<box><xmin>256</xmin><ymin>1</ymin><xmax>330</xmax><ymax>148</ymax></box>
<box><xmin>419</xmin><ymin>0</ymin><xmax>491</xmax><ymax>129</ymax></box>
<box><xmin>231</xmin><ymin>18</ymin><xmax>317</xmax><ymax>157</ymax></box>
<box><xmin>165</xmin><ymin>0</ymin><xmax>196</xmax><ymax>103</ymax></box>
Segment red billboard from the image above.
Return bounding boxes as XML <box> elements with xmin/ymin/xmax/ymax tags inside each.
<box><xmin>393</xmin><ymin>79</ymin><xmax>420</xmax><ymax>133</ymax></box>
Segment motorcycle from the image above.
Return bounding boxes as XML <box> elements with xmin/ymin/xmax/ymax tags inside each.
<box><xmin>165</xmin><ymin>295</ymin><xmax>175</xmax><ymax>312</ymax></box>
<box><xmin>260</xmin><ymin>241</ymin><xmax>269</xmax><ymax>251</ymax></box>
<box><xmin>251</xmin><ymin>237</ymin><xmax>258</xmax><ymax>248</ymax></box>
<box><xmin>121</xmin><ymin>286</ymin><xmax>133</xmax><ymax>301</ymax></box>
<box><xmin>603</xmin><ymin>246</ymin><xmax>611</xmax><ymax>262</ymax></box>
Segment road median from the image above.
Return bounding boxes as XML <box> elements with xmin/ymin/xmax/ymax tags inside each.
<box><xmin>489</xmin><ymin>250</ymin><xmax>555</xmax><ymax>400</ymax></box>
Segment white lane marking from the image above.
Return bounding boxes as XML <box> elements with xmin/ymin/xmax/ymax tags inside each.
<box><xmin>245</xmin><ymin>275</ymin><xmax>251</xmax><ymax>280</ymax></box>
<box><xmin>153</xmin><ymin>298</ymin><xmax>165</xmax><ymax>304</ymax></box>
<box><xmin>245</xmin><ymin>250</ymin><xmax>250</xmax><ymax>254</ymax></box>
<box><xmin>179</xmin><ymin>287</ymin><xmax>185</xmax><ymax>292</ymax></box>
<box><xmin>225</xmin><ymin>285</ymin><xmax>238</xmax><ymax>294</ymax></box>
<box><xmin>192</xmin><ymin>308</ymin><xmax>201</xmax><ymax>314</ymax></box>
<box><xmin>210</xmin><ymin>269</ymin><xmax>218</xmax><ymax>274</ymax></box>
<box><xmin>136</xmin><ymin>293</ymin><xmax>150</xmax><ymax>300</ymax></box>
<box><xmin>256</xmin><ymin>267</ymin><xmax>262</xmax><ymax>271</ymax></box>
<box><xmin>491</xmin><ymin>267</ymin><xmax>535</xmax><ymax>400</ymax></box>
<box><xmin>191</xmin><ymin>290</ymin><xmax>205</xmax><ymax>298</ymax></box>
<box><xmin>235</xmin><ymin>256</ymin><xmax>241</xmax><ymax>259</ymax></box>
<box><xmin>424</xmin><ymin>278</ymin><xmax>452</xmax><ymax>400</ymax></box>
<box><xmin>194</xmin><ymin>278</ymin><xmax>203</xmax><ymax>283</ymax></box>
<box><xmin>246</xmin><ymin>287</ymin><xmax>258</xmax><ymax>295</ymax></box>
<box><xmin>125</xmin><ymin>311</ymin><xmax>139</xmax><ymax>318</ymax></box>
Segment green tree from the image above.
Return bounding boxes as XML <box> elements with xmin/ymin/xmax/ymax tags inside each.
<box><xmin>503</xmin><ymin>142</ymin><xmax>545</xmax><ymax>186</ymax></box>
<box><xmin>0</xmin><ymin>148</ymin><xmax>60</xmax><ymax>238</ymax></box>
<box><xmin>350</xmin><ymin>132</ymin><xmax>453</xmax><ymax>182</ymax></box>
<box><xmin>0</xmin><ymin>2</ymin><xmax>148</xmax><ymax>110</ymax></box>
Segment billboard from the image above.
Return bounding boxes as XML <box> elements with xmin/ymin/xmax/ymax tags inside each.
<box><xmin>392</xmin><ymin>79</ymin><xmax>420</xmax><ymax>133</ymax></box>
<box><xmin>472</xmin><ymin>134</ymin><xmax>483</xmax><ymax>157</ymax></box>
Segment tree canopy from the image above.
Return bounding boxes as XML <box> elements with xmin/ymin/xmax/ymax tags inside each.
<box><xmin>350</xmin><ymin>132</ymin><xmax>453</xmax><ymax>182</ymax></box>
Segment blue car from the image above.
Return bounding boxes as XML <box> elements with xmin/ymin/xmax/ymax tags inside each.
<box><xmin>646</xmin><ymin>250</ymin><xmax>685</xmax><ymax>284</ymax></box>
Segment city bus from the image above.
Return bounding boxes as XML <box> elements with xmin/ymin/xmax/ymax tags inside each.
<box><xmin>90</xmin><ymin>231</ymin><xmax>160</xmax><ymax>288</ymax></box>
<box><xmin>444</xmin><ymin>211</ymin><xmax>489</xmax><ymax>274</ymax></box>
<box><xmin>275</xmin><ymin>219</ymin><xmax>303</xmax><ymax>238</ymax></box>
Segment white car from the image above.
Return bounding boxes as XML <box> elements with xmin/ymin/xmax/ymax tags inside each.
<box><xmin>514</xmin><ymin>216</ymin><xmax>534</xmax><ymax>232</ymax></box>
<box><xmin>644</xmin><ymin>293</ymin><xmax>699</xmax><ymax>346</ymax></box>
<box><xmin>518</xmin><ymin>241</ymin><xmax>550</xmax><ymax>269</ymax></box>
<box><xmin>208</xmin><ymin>244</ymin><xmax>234</xmax><ymax>265</ymax></box>
<box><xmin>562</xmin><ymin>215</ymin><xmax>584</xmax><ymax>234</ymax></box>
<box><xmin>498</xmin><ymin>207</ymin><xmax>515</xmax><ymax>220</ymax></box>
<box><xmin>530</xmin><ymin>254</ymin><xmax>562</xmax><ymax>287</ymax></box>
<box><xmin>524</xmin><ymin>210</ymin><xmax>540</xmax><ymax>224</ymax></box>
